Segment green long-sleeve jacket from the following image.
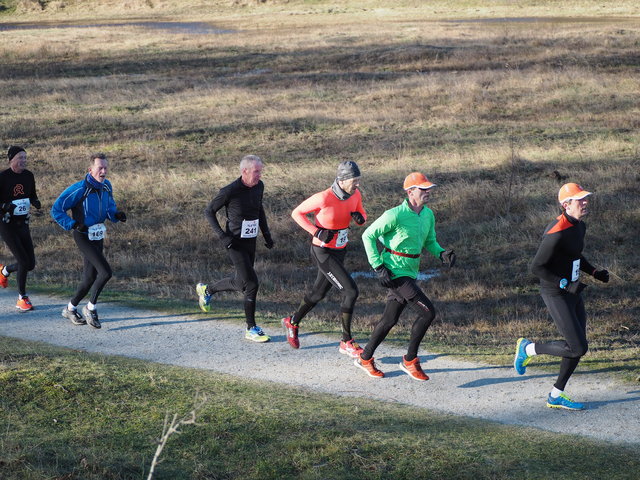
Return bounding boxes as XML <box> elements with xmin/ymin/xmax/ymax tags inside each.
<box><xmin>362</xmin><ymin>199</ymin><xmax>445</xmax><ymax>279</ymax></box>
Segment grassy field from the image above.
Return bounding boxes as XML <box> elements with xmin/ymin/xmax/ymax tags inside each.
<box><xmin>1</xmin><ymin>1</ymin><xmax>640</xmax><ymax>477</ymax></box>
<box><xmin>0</xmin><ymin>0</ymin><xmax>638</xmax><ymax>374</ymax></box>
<box><xmin>2</xmin><ymin>336</ymin><xmax>640</xmax><ymax>480</ymax></box>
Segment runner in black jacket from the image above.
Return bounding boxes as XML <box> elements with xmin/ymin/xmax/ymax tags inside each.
<box><xmin>0</xmin><ymin>146</ymin><xmax>41</xmax><ymax>311</ymax></box>
<box><xmin>196</xmin><ymin>155</ymin><xmax>274</xmax><ymax>343</ymax></box>
<box><xmin>514</xmin><ymin>183</ymin><xmax>610</xmax><ymax>410</ymax></box>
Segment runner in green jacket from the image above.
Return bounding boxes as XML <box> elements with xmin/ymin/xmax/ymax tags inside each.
<box><xmin>354</xmin><ymin>172</ymin><xmax>455</xmax><ymax>381</ymax></box>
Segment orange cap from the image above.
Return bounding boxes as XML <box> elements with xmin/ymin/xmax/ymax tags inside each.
<box><xmin>403</xmin><ymin>172</ymin><xmax>436</xmax><ymax>190</ymax></box>
<box><xmin>558</xmin><ymin>183</ymin><xmax>592</xmax><ymax>203</ymax></box>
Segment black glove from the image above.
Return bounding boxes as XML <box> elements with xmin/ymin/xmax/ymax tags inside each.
<box><xmin>0</xmin><ymin>202</ymin><xmax>16</xmax><ymax>215</ymax></box>
<box><xmin>73</xmin><ymin>222</ymin><xmax>88</xmax><ymax>233</ymax></box>
<box><xmin>314</xmin><ymin>228</ymin><xmax>335</xmax><ymax>243</ymax></box>
<box><xmin>115</xmin><ymin>211</ymin><xmax>127</xmax><ymax>222</ymax></box>
<box><xmin>374</xmin><ymin>265</ymin><xmax>394</xmax><ymax>289</ymax></box>
<box><xmin>264</xmin><ymin>235</ymin><xmax>274</xmax><ymax>249</ymax></box>
<box><xmin>220</xmin><ymin>234</ymin><xmax>236</xmax><ymax>249</ymax></box>
<box><xmin>566</xmin><ymin>281</ymin><xmax>587</xmax><ymax>295</ymax></box>
<box><xmin>350</xmin><ymin>211</ymin><xmax>365</xmax><ymax>225</ymax></box>
<box><xmin>32</xmin><ymin>199</ymin><xmax>41</xmax><ymax>210</ymax></box>
<box><xmin>440</xmin><ymin>249</ymin><xmax>456</xmax><ymax>268</ymax></box>
<box><xmin>593</xmin><ymin>269</ymin><xmax>609</xmax><ymax>283</ymax></box>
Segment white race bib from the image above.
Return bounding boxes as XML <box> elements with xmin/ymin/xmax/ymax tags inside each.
<box><xmin>12</xmin><ymin>198</ymin><xmax>30</xmax><ymax>216</ymax></box>
<box><xmin>88</xmin><ymin>223</ymin><xmax>106</xmax><ymax>241</ymax></box>
<box><xmin>240</xmin><ymin>219</ymin><xmax>259</xmax><ymax>238</ymax></box>
<box><xmin>571</xmin><ymin>259</ymin><xmax>580</xmax><ymax>282</ymax></box>
<box><xmin>335</xmin><ymin>228</ymin><xmax>349</xmax><ymax>248</ymax></box>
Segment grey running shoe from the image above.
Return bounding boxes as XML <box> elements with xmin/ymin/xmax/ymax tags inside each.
<box><xmin>62</xmin><ymin>307</ymin><xmax>86</xmax><ymax>325</ymax></box>
<box><xmin>82</xmin><ymin>306</ymin><xmax>101</xmax><ymax>329</ymax></box>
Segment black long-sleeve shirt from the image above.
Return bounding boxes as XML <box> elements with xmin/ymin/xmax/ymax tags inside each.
<box><xmin>0</xmin><ymin>168</ymin><xmax>39</xmax><ymax>206</ymax></box>
<box><xmin>530</xmin><ymin>211</ymin><xmax>596</xmax><ymax>290</ymax></box>
<box><xmin>204</xmin><ymin>177</ymin><xmax>271</xmax><ymax>241</ymax></box>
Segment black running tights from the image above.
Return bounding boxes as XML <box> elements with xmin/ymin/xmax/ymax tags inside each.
<box><xmin>292</xmin><ymin>245</ymin><xmax>358</xmax><ymax>341</ymax></box>
<box><xmin>536</xmin><ymin>289</ymin><xmax>588</xmax><ymax>391</ymax></box>
<box><xmin>0</xmin><ymin>223</ymin><xmax>35</xmax><ymax>296</ymax></box>
<box><xmin>71</xmin><ymin>230</ymin><xmax>112</xmax><ymax>306</ymax></box>
<box><xmin>361</xmin><ymin>278</ymin><xmax>435</xmax><ymax>362</ymax></box>
<box><xmin>209</xmin><ymin>243</ymin><xmax>259</xmax><ymax>329</ymax></box>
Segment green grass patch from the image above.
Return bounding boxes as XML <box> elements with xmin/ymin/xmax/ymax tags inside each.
<box><xmin>1</xmin><ymin>336</ymin><xmax>639</xmax><ymax>479</ymax></box>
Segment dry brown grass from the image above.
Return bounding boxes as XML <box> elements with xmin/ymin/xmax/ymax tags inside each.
<box><xmin>1</xmin><ymin>0</ymin><xmax>639</xmax><ymax>374</ymax></box>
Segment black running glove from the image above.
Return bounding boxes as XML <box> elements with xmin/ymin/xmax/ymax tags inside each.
<box><xmin>73</xmin><ymin>222</ymin><xmax>88</xmax><ymax>233</ymax></box>
<box><xmin>593</xmin><ymin>269</ymin><xmax>609</xmax><ymax>283</ymax></box>
<box><xmin>264</xmin><ymin>234</ymin><xmax>274</xmax><ymax>249</ymax></box>
<box><xmin>350</xmin><ymin>211</ymin><xmax>365</xmax><ymax>225</ymax></box>
<box><xmin>0</xmin><ymin>202</ymin><xmax>15</xmax><ymax>215</ymax></box>
<box><xmin>115</xmin><ymin>211</ymin><xmax>127</xmax><ymax>222</ymax></box>
<box><xmin>32</xmin><ymin>199</ymin><xmax>41</xmax><ymax>209</ymax></box>
<box><xmin>566</xmin><ymin>281</ymin><xmax>587</xmax><ymax>295</ymax></box>
<box><xmin>314</xmin><ymin>228</ymin><xmax>335</xmax><ymax>243</ymax></box>
<box><xmin>220</xmin><ymin>234</ymin><xmax>235</xmax><ymax>249</ymax></box>
<box><xmin>440</xmin><ymin>249</ymin><xmax>456</xmax><ymax>268</ymax></box>
<box><xmin>374</xmin><ymin>265</ymin><xmax>394</xmax><ymax>289</ymax></box>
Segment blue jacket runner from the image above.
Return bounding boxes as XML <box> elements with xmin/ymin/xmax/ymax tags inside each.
<box><xmin>51</xmin><ymin>174</ymin><xmax>119</xmax><ymax>231</ymax></box>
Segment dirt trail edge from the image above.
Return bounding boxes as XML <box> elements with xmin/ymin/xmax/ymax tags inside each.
<box><xmin>1</xmin><ymin>290</ymin><xmax>638</xmax><ymax>446</ymax></box>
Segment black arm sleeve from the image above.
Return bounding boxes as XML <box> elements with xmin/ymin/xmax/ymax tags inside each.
<box><xmin>530</xmin><ymin>232</ymin><xmax>562</xmax><ymax>285</ymax></box>
<box><xmin>204</xmin><ymin>187</ymin><xmax>228</xmax><ymax>239</ymax></box>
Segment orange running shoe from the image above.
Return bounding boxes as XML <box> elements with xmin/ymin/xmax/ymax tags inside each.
<box><xmin>354</xmin><ymin>356</ymin><xmax>384</xmax><ymax>378</ymax></box>
<box><xmin>16</xmin><ymin>296</ymin><xmax>33</xmax><ymax>312</ymax></box>
<box><xmin>0</xmin><ymin>264</ymin><xmax>8</xmax><ymax>288</ymax></box>
<box><xmin>399</xmin><ymin>355</ymin><xmax>429</xmax><ymax>381</ymax></box>
<box><xmin>282</xmin><ymin>316</ymin><xmax>299</xmax><ymax>349</ymax></box>
<box><xmin>339</xmin><ymin>339</ymin><xmax>364</xmax><ymax>358</ymax></box>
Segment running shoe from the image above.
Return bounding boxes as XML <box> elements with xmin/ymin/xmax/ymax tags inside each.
<box><xmin>82</xmin><ymin>306</ymin><xmax>101</xmax><ymax>329</ymax></box>
<box><xmin>16</xmin><ymin>296</ymin><xmax>33</xmax><ymax>312</ymax></box>
<box><xmin>196</xmin><ymin>283</ymin><xmax>211</xmax><ymax>312</ymax></box>
<box><xmin>339</xmin><ymin>339</ymin><xmax>364</xmax><ymax>358</ymax></box>
<box><xmin>0</xmin><ymin>264</ymin><xmax>8</xmax><ymax>288</ymax></box>
<box><xmin>245</xmin><ymin>325</ymin><xmax>270</xmax><ymax>343</ymax></box>
<box><xmin>514</xmin><ymin>337</ymin><xmax>532</xmax><ymax>375</ymax></box>
<box><xmin>399</xmin><ymin>355</ymin><xmax>429</xmax><ymax>381</ymax></box>
<box><xmin>546</xmin><ymin>393</ymin><xmax>585</xmax><ymax>411</ymax></box>
<box><xmin>282</xmin><ymin>316</ymin><xmax>299</xmax><ymax>349</ymax></box>
<box><xmin>62</xmin><ymin>307</ymin><xmax>86</xmax><ymax>325</ymax></box>
<box><xmin>354</xmin><ymin>356</ymin><xmax>384</xmax><ymax>378</ymax></box>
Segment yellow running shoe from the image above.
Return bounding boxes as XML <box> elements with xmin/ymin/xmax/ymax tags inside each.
<box><xmin>196</xmin><ymin>283</ymin><xmax>211</xmax><ymax>312</ymax></box>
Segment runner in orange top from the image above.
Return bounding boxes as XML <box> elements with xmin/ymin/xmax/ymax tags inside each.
<box><xmin>282</xmin><ymin>161</ymin><xmax>367</xmax><ymax>357</ymax></box>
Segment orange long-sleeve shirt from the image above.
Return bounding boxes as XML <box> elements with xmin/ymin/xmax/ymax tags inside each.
<box><xmin>291</xmin><ymin>187</ymin><xmax>366</xmax><ymax>249</ymax></box>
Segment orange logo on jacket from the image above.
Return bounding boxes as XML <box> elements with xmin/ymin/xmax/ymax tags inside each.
<box><xmin>13</xmin><ymin>184</ymin><xmax>24</xmax><ymax>197</ymax></box>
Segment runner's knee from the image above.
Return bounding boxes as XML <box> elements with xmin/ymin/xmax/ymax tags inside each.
<box><xmin>342</xmin><ymin>283</ymin><xmax>359</xmax><ymax>309</ymax></box>
<box><xmin>566</xmin><ymin>339</ymin><xmax>588</xmax><ymax>358</ymax></box>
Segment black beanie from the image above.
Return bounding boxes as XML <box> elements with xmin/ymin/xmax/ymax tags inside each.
<box><xmin>336</xmin><ymin>161</ymin><xmax>361</xmax><ymax>181</ymax></box>
<box><xmin>7</xmin><ymin>146</ymin><xmax>25</xmax><ymax>162</ymax></box>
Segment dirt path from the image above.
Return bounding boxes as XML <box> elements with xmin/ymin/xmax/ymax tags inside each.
<box><xmin>1</xmin><ymin>289</ymin><xmax>638</xmax><ymax>446</ymax></box>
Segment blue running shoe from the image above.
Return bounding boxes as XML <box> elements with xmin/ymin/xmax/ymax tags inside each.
<box><xmin>514</xmin><ymin>337</ymin><xmax>532</xmax><ymax>375</ymax></box>
<box><xmin>245</xmin><ymin>325</ymin><xmax>270</xmax><ymax>343</ymax></box>
<box><xmin>196</xmin><ymin>283</ymin><xmax>211</xmax><ymax>312</ymax></box>
<box><xmin>547</xmin><ymin>393</ymin><xmax>585</xmax><ymax>411</ymax></box>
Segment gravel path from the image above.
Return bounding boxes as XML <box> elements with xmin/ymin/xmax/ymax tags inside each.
<box><xmin>1</xmin><ymin>289</ymin><xmax>639</xmax><ymax>446</ymax></box>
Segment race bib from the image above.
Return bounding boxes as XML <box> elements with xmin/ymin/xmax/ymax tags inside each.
<box><xmin>335</xmin><ymin>228</ymin><xmax>349</xmax><ymax>248</ymax></box>
<box><xmin>571</xmin><ymin>259</ymin><xmax>580</xmax><ymax>282</ymax></box>
<box><xmin>88</xmin><ymin>223</ymin><xmax>106</xmax><ymax>241</ymax></box>
<box><xmin>12</xmin><ymin>198</ymin><xmax>30</xmax><ymax>216</ymax></box>
<box><xmin>240</xmin><ymin>219</ymin><xmax>259</xmax><ymax>238</ymax></box>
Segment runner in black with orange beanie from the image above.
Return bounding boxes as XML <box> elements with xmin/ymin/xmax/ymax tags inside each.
<box><xmin>514</xmin><ymin>183</ymin><xmax>610</xmax><ymax>410</ymax></box>
<box><xmin>0</xmin><ymin>146</ymin><xmax>41</xmax><ymax>311</ymax></box>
